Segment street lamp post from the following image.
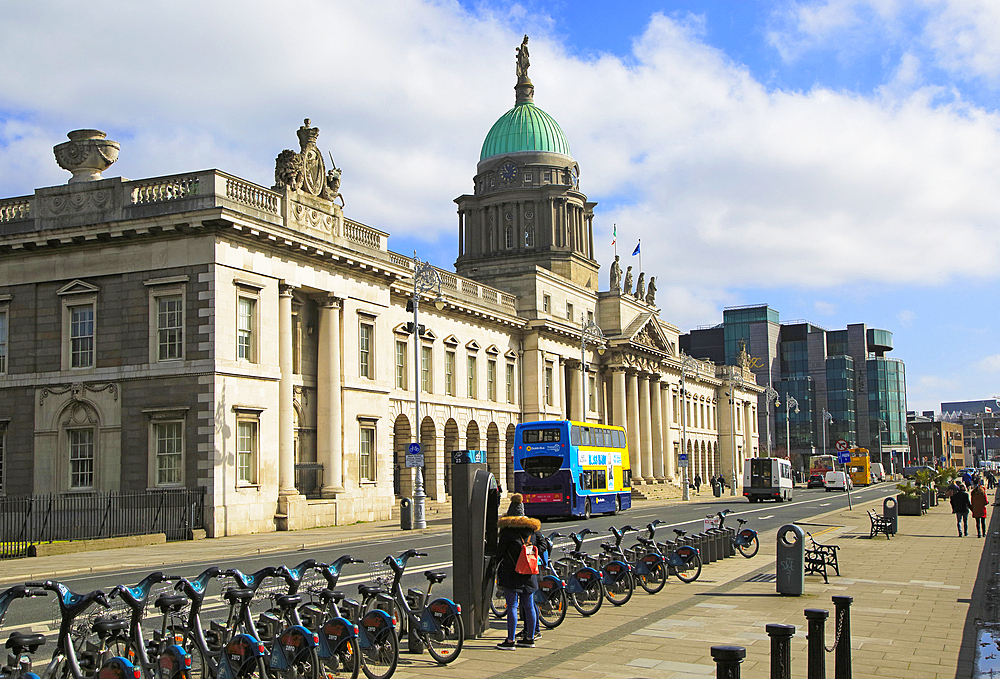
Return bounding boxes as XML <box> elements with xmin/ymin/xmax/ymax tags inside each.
<box><xmin>579</xmin><ymin>314</ymin><xmax>606</xmax><ymax>422</ymax></box>
<box><xmin>728</xmin><ymin>367</ymin><xmax>744</xmax><ymax>496</ymax></box>
<box><xmin>410</xmin><ymin>256</ymin><xmax>446</xmax><ymax>530</ymax></box>
<box><xmin>822</xmin><ymin>409</ymin><xmax>834</xmax><ymax>457</ymax></box>
<box><xmin>784</xmin><ymin>395</ymin><xmax>799</xmax><ymax>462</ymax></box>
<box><xmin>764</xmin><ymin>386</ymin><xmax>779</xmax><ymax>458</ymax></box>
<box><xmin>680</xmin><ymin>354</ymin><xmax>699</xmax><ymax>502</ymax></box>
<box><xmin>876</xmin><ymin>418</ymin><xmax>888</xmax><ymax>475</ymax></box>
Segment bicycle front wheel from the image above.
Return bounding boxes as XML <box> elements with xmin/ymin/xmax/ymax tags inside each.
<box><xmin>322</xmin><ymin>639</ymin><xmax>360</xmax><ymax>679</ymax></box>
<box><xmin>603</xmin><ymin>570</ymin><xmax>634</xmax><ymax>606</ymax></box>
<box><xmin>536</xmin><ymin>579</ymin><xmax>567</xmax><ymax>629</ymax></box>
<box><xmin>425</xmin><ymin>610</ymin><xmax>463</xmax><ymax>664</ymax></box>
<box><xmin>737</xmin><ymin>535</ymin><xmax>759</xmax><ymax>558</ymax></box>
<box><xmin>283</xmin><ymin>646</ymin><xmax>321</xmax><ymax>679</ymax></box>
<box><xmin>489</xmin><ymin>577</ymin><xmax>507</xmax><ymax>618</ymax></box>
<box><xmin>675</xmin><ymin>553</ymin><xmax>703</xmax><ymax>583</ymax></box>
<box><xmin>570</xmin><ymin>576</ymin><xmax>604</xmax><ymax>616</ymax></box>
<box><xmin>170</xmin><ymin>625</ymin><xmax>210</xmax><ymax>679</ymax></box>
<box><xmin>360</xmin><ymin>626</ymin><xmax>398</xmax><ymax>679</ymax></box>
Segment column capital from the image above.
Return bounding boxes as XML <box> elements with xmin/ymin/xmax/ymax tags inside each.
<box><xmin>279</xmin><ymin>283</ymin><xmax>296</xmax><ymax>298</ymax></box>
<box><xmin>319</xmin><ymin>294</ymin><xmax>342</xmax><ymax>309</ymax></box>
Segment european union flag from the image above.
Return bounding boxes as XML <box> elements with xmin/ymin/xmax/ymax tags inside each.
<box><xmin>631</xmin><ymin>241</ymin><xmax>640</xmax><ymax>256</ymax></box>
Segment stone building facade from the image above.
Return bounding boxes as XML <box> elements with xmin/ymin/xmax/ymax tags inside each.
<box><xmin>0</xmin><ymin>52</ymin><xmax>760</xmax><ymax>537</ymax></box>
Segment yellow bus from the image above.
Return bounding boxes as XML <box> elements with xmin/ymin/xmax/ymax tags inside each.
<box><xmin>848</xmin><ymin>448</ymin><xmax>871</xmax><ymax>487</ymax></box>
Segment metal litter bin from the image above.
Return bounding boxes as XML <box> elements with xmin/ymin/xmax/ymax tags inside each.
<box><xmin>883</xmin><ymin>496</ymin><xmax>898</xmax><ymax>535</ymax></box>
<box><xmin>400</xmin><ymin>497</ymin><xmax>413</xmax><ymax>530</ymax></box>
<box><xmin>776</xmin><ymin>524</ymin><xmax>805</xmax><ymax>596</ymax></box>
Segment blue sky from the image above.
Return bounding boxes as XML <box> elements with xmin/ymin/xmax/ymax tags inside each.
<box><xmin>2</xmin><ymin>0</ymin><xmax>1000</xmax><ymax>412</ymax></box>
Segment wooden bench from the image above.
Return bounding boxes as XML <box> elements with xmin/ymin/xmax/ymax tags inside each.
<box><xmin>804</xmin><ymin>532</ymin><xmax>841</xmax><ymax>583</ymax></box>
<box><xmin>868</xmin><ymin>509</ymin><xmax>895</xmax><ymax>539</ymax></box>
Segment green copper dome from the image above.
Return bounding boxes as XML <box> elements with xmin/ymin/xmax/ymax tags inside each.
<box><xmin>480</xmin><ymin>102</ymin><xmax>572</xmax><ymax>162</ymax></box>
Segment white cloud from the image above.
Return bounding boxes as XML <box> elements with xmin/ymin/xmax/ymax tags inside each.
<box><xmin>897</xmin><ymin>310</ymin><xmax>916</xmax><ymax>327</ymax></box>
<box><xmin>978</xmin><ymin>354</ymin><xmax>1000</xmax><ymax>372</ymax></box>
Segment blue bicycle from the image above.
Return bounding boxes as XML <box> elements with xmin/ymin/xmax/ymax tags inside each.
<box><xmin>718</xmin><ymin>510</ymin><xmax>759</xmax><ymax>558</ymax></box>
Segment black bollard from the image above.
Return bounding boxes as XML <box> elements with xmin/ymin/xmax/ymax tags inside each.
<box><xmin>804</xmin><ymin>608</ymin><xmax>829</xmax><ymax>679</ymax></box>
<box><xmin>711</xmin><ymin>645</ymin><xmax>746</xmax><ymax>679</ymax></box>
<box><xmin>766</xmin><ymin>623</ymin><xmax>795</xmax><ymax>679</ymax></box>
<box><xmin>832</xmin><ymin>595</ymin><xmax>853</xmax><ymax>679</ymax></box>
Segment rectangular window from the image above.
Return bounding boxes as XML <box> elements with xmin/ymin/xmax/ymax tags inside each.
<box><xmin>154</xmin><ymin>421</ymin><xmax>183</xmax><ymax>486</ymax></box>
<box><xmin>359</xmin><ymin>322</ymin><xmax>373</xmax><ymax>378</ymax></box>
<box><xmin>587</xmin><ymin>310</ymin><xmax>594</xmax><ymax>325</ymax></box>
<box><xmin>545</xmin><ymin>365</ymin><xmax>553</xmax><ymax>406</ymax></box>
<box><xmin>0</xmin><ymin>308</ymin><xmax>7</xmax><ymax>374</ymax></box>
<box><xmin>70</xmin><ymin>304</ymin><xmax>95</xmax><ymax>368</ymax></box>
<box><xmin>236</xmin><ymin>420</ymin><xmax>258</xmax><ymax>485</ymax></box>
<box><xmin>566</xmin><ymin>302</ymin><xmax>574</xmax><ymax>321</ymax></box>
<box><xmin>542</xmin><ymin>295</ymin><xmax>550</xmax><ymax>313</ymax></box>
<box><xmin>395</xmin><ymin>341</ymin><xmax>407</xmax><ymax>389</ymax></box>
<box><xmin>69</xmin><ymin>428</ymin><xmax>95</xmax><ymax>489</ymax></box>
<box><xmin>506</xmin><ymin>363</ymin><xmax>515</xmax><ymax>403</ymax></box>
<box><xmin>673</xmin><ymin>394</ymin><xmax>679</xmax><ymax>423</ymax></box>
<box><xmin>445</xmin><ymin>351</ymin><xmax>455</xmax><ymax>396</ymax></box>
<box><xmin>589</xmin><ymin>375</ymin><xmax>597</xmax><ymax>412</ymax></box>
<box><xmin>237</xmin><ymin>297</ymin><xmax>255</xmax><ymax>361</ymax></box>
<box><xmin>421</xmin><ymin>346</ymin><xmax>432</xmax><ymax>393</ymax></box>
<box><xmin>467</xmin><ymin>355</ymin><xmax>477</xmax><ymax>398</ymax></box>
<box><xmin>157</xmin><ymin>295</ymin><xmax>183</xmax><ymax>361</ymax></box>
<box><xmin>360</xmin><ymin>425</ymin><xmax>376</xmax><ymax>482</ymax></box>
<box><xmin>487</xmin><ymin>359</ymin><xmax>497</xmax><ymax>401</ymax></box>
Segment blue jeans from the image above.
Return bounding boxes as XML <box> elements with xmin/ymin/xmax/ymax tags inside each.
<box><xmin>505</xmin><ymin>589</ymin><xmax>537</xmax><ymax>641</ymax></box>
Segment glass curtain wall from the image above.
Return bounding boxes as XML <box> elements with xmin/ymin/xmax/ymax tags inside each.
<box><xmin>825</xmin><ymin>355</ymin><xmax>857</xmax><ymax>448</ymax></box>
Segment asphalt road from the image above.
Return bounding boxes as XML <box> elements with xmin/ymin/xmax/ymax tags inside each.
<box><xmin>1</xmin><ymin>482</ymin><xmax>897</xmax><ymax>635</ymax></box>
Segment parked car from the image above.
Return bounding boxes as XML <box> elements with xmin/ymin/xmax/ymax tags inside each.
<box><xmin>870</xmin><ymin>463</ymin><xmax>886</xmax><ymax>482</ymax></box>
<box><xmin>825</xmin><ymin>471</ymin><xmax>853</xmax><ymax>492</ymax></box>
<box><xmin>807</xmin><ymin>474</ymin><xmax>826</xmax><ymax>489</ymax></box>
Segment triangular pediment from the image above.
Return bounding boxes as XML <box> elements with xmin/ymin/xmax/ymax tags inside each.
<box><xmin>443</xmin><ymin>334</ymin><xmax>459</xmax><ymax>347</ymax></box>
<box><xmin>624</xmin><ymin>313</ymin><xmax>675</xmax><ymax>356</ymax></box>
<box><xmin>57</xmin><ymin>280</ymin><xmax>100</xmax><ymax>296</ymax></box>
<box><xmin>465</xmin><ymin>339</ymin><xmax>481</xmax><ymax>351</ymax></box>
<box><xmin>485</xmin><ymin>344</ymin><xmax>500</xmax><ymax>356</ymax></box>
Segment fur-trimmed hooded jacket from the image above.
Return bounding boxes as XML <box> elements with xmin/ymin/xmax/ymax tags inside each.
<box><xmin>496</xmin><ymin>514</ymin><xmax>542</xmax><ymax>592</ymax></box>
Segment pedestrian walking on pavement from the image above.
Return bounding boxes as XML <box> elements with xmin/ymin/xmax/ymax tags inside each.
<box><xmin>951</xmin><ymin>481</ymin><xmax>972</xmax><ymax>537</ymax></box>
<box><xmin>972</xmin><ymin>483</ymin><xmax>989</xmax><ymax>538</ymax></box>
<box><xmin>694</xmin><ymin>473</ymin><xmax>702</xmax><ymax>494</ymax></box>
<box><xmin>495</xmin><ymin>493</ymin><xmax>541</xmax><ymax>650</ymax></box>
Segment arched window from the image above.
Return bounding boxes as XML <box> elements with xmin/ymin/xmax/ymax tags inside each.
<box><xmin>505</xmin><ymin>225</ymin><xmax>514</xmax><ymax>249</ymax></box>
<box><xmin>525</xmin><ymin>225</ymin><xmax>535</xmax><ymax>248</ymax></box>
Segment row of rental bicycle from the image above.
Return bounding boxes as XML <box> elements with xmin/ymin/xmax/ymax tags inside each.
<box><xmin>0</xmin><ymin>510</ymin><xmax>759</xmax><ymax>679</ymax></box>
<box><xmin>0</xmin><ymin>546</ymin><xmax>460</xmax><ymax>679</ymax></box>
<box><xmin>490</xmin><ymin>509</ymin><xmax>760</xmax><ymax>622</ymax></box>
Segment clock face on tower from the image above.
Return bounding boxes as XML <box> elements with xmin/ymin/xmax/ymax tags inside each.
<box><xmin>498</xmin><ymin>161</ymin><xmax>519</xmax><ymax>183</ymax></box>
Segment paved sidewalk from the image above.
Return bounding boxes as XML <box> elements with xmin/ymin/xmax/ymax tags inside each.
<box><xmin>0</xmin><ymin>491</ymin><xmax>984</xmax><ymax>678</ymax></box>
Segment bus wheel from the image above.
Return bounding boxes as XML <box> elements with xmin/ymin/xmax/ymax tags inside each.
<box><xmin>584</xmin><ymin>498</ymin><xmax>592</xmax><ymax>520</ymax></box>
<box><xmin>609</xmin><ymin>496</ymin><xmax>620</xmax><ymax>516</ymax></box>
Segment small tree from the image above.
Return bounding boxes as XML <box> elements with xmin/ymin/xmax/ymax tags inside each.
<box><xmin>895</xmin><ymin>479</ymin><xmax>921</xmax><ymax>499</ymax></box>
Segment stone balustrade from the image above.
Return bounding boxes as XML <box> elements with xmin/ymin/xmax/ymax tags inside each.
<box><xmin>0</xmin><ymin>197</ymin><xmax>31</xmax><ymax>223</ymax></box>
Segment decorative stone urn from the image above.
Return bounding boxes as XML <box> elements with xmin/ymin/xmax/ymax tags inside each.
<box><xmin>53</xmin><ymin>129</ymin><xmax>120</xmax><ymax>183</ymax></box>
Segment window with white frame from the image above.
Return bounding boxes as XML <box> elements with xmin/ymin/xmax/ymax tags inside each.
<box><xmin>359</xmin><ymin>322</ymin><xmax>373</xmax><ymax>378</ymax></box>
<box><xmin>395</xmin><ymin>341</ymin><xmax>407</xmax><ymax>389</ymax></box>
<box><xmin>566</xmin><ymin>302</ymin><xmax>574</xmax><ymax>321</ymax></box>
<box><xmin>542</xmin><ymin>294</ymin><xmax>550</xmax><ymax>314</ymax></box>
<box><xmin>506</xmin><ymin>363</ymin><xmax>515</xmax><ymax>404</ymax></box>
<box><xmin>589</xmin><ymin>375</ymin><xmax>597</xmax><ymax>412</ymax></box>
<box><xmin>505</xmin><ymin>226</ymin><xmax>514</xmax><ymax>249</ymax></box>
<box><xmin>421</xmin><ymin>346</ymin><xmax>432</xmax><ymax>392</ymax></box>
<box><xmin>359</xmin><ymin>424</ymin><xmax>376</xmax><ymax>482</ymax></box>
<box><xmin>237</xmin><ymin>296</ymin><xmax>256</xmax><ymax>362</ymax></box>
<box><xmin>445</xmin><ymin>351</ymin><xmax>455</xmax><ymax>396</ymax></box>
<box><xmin>0</xmin><ymin>307</ymin><xmax>7</xmax><ymax>374</ymax></box>
<box><xmin>487</xmin><ymin>360</ymin><xmax>497</xmax><ymax>401</ymax></box>
<box><xmin>69</xmin><ymin>304</ymin><xmax>95</xmax><ymax>368</ymax></box>
<box><xmin>236</xmin><ymin>419</ymin><xmax>258</xmax><ymax>486</ymax></box>
<box><xmin>154</xmin><ymin>421</ymin><xmax>184</xmax><ymax>486</ymax></box>
<box><xmin>467</xmin><ymin>355</ymin><xmax>477</xmax><ymax>398</ymax></box>
<box><xmin>587</xmin><ymin>310</ymin><xmax>594</xmax><ymax>325</ymax></box>
<box><xmin>156</xmin><ymin>295</ymin><xmax>184</xmax><ymax>361</ymax></box>
<box><xmin>673</xmin><ymin>394</ymin><xmax>679</xmax><ymax>423</ymax></box>
<box><xmin>69</xmin><ymin>428</ymin><xmax>95</xmax><ymax>489</ymax></box>
<box><xmin>545</xmin><ymin>364</ymin><xmax>553</xmax><ymax>406</ymax></box>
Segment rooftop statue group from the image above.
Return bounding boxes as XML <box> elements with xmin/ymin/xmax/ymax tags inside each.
<box><xmin>609</xmin><ymin>254</ymin><xmax>656</xmax><ymax>306</ymax></box>
<box><xmin>273</xmin><ymin>119</ymin><xmax>344</xmax><ymax>207</ymax></box>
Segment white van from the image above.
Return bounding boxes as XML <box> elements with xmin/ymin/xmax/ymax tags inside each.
<box><xmin>825</xmin><ymin>471</ymin><xmax>852</xmax><ymax>492</ymax></box>
<box><xmin>870</xmin><ymin>463</ymin><xmax>886</xmax><ymax>483</ymax></box>
<box><xmin>743</xmin><ymin>457</ymin><xmax>794</xmax><ymax>502</ymax></box>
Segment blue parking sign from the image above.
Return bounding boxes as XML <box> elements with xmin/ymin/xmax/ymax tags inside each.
<box><xmin>837</xmin><ymin>451</ymin><xmax>851</xmax><ymax>465</ymax></box>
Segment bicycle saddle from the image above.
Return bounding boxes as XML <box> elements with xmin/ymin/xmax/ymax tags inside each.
<box><xmin>673</xmin><ymin>529</ymin><xmax>687</xmax><ymax>537</ymax></box>
<box><xmin>6</xmin><ymin>632</ymin><xmax>45</xmax><ymax>652</ymax></box>
<box><xmin>154</xmin><ymin>593</ymin><xmax>188</xmax><ymax>613</ymax></box>
<box><xmin>320</xmin><ymin>589</ymin><xmax>345</xmax><ymax>603</ymax></box>
<box><xmin>357</xmin><ymin>584</ymin><xmax>383</xmax><ymax>597</ymax></box>
<box><xmin>223</xmin><ymin>588</ymin><xmax>255</xmax><ymax>604</ymax></box>
<box><xmin>600</xmin><ymin>542</ymin><xmax>616</xmax><ymax>551</ymax></box>
<box><xmin>275</xmin><ymin>594</ymin><xmax>302</xmax><ymax>609</ymax></box>
<box><xmin>636</xmin><ymin>536</ymin><xmax>653</xmax><ymax>545</ymax></box>
<box><xmin>424</xmin><ymin>571</ymin><xmax>447</xmax><ymax>584</ymax></box>
<box><xmin>92</xmin><ymin>618</ymin><xmax>130</xmax><ymax>636</ymax></box>
<box><xmin>737</xmin><ymin>519</ymin><xmax>747</xmax><ymax>526</ymax></box>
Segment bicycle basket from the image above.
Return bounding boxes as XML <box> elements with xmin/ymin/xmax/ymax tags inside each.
<box><xmin>368</xmin><ymin>562</ymin><xmax>393</xmax><ymax>589</ymax></box>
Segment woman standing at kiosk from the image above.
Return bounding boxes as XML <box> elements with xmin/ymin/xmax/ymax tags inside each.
<box><xmin>495</xmin><ymin>493</ymin><xmax>541</xmax><ymax>650</ymax></box>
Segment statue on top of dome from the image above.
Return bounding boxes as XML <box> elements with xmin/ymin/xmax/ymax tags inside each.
<box><xmin>516</xmin><ymin>35</ymin><xmax>530</xmax><ymax>83</ymax></box>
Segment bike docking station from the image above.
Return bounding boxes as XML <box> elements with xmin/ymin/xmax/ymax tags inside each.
<box><xmin>449</xmin><ymin>449</ymin><xmax>500</xmax><ymax>640</ymax></box>
<box><xmin>776</xmin><ymin>524</ymin><xmax>805</xmax><ymax>596</ymax></box>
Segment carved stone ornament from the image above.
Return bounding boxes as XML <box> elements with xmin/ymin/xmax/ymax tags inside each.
<box><xmin>40</xmin><ymin>381</ymin><xmax>119</xmax><ymax>406</ymax></box>
<box><xmin>273</xmin><ymin>119</ymin><xmax>344</xmax><ymax>204</ymax></box>
<box><xmin>53</xmin><ymin>130</ymin><xmax>120</xmax><ymax>183</ymax></box>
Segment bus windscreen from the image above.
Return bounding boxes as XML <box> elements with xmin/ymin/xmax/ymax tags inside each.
<box><xmin>521</xmin><ymin>455</ymin><xmax>564</xmax><ymax>479</ymax></box>
<box><xmin>523</xmin><ymin>428</ymin><xmax>562</xmax><ymax>443</ymax></box>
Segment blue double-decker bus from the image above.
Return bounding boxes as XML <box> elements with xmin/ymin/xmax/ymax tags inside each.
<box><xmin>513</xmin><ymin>420</ymin><xmax>632</xmax><ymax>519</ymax></box>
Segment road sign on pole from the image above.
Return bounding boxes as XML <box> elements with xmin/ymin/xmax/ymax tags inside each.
<box><xmin>406</xmin><ymin>442</ymin><xmax>424</xmax><ymax>468</ymax></box>
<box><xmin>835</xmin><ymin>439</ymin><xmax>849</xmax><ymax>452</ymax></box>
<box><xmin>678</xmin><ymin>453</ymin><xmax>688</xmax><ymax>468</ymax></box>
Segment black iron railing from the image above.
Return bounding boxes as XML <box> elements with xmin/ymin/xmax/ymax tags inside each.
<box><xmin>0</xmin><ymin>487</ymin><xmax>206</xmax><ymax>559</ymax></box>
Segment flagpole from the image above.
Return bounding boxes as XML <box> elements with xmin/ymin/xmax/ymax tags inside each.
<box><xmin>638</xmin><ymin>238</ymin><xmax>641</xmax><ymax>273</ymax></box>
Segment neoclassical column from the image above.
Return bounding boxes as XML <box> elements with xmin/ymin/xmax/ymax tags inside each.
<box><xmin>650</xmin><ymin>375</ymin><xmax>664</xmax><ymax>480</ymax></box>
<box><xmin>638</xmin><ymin>372</ymin><xmax>653</xmax><ymax>480</ymax></box>
<box><xmin>612</xmin><ymin>368</ymin><xmax>626</xmax><ymax>430</ymax></box>
<box><xmin>661</xmin><ymin>384</ymin><xmax>675</xmax><ymax>481</ymax></box>
<box><xmin>317</xmin><ymin>296</ymin><xmax>344</xmax><ymax>494</ymax></box>
<box><xmin>567</xmin><ymin>361</ymin><xmax>581</xmax><ymax>422</ymax></box>
<box><xmin>278</xmin><ymin>284</ymin><xmax>297</xmax><ymax>494</ymax></box>
<box><xmin>626</xmin><ymin>369</ymin><xmax>642</xmax><ymax>481</ymax></box>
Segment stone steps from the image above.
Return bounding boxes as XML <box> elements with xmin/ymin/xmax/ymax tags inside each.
<box><xmin>631</xmin><ymin>482</ymin><xmax>684</xmax><ymax>502</ymax></box>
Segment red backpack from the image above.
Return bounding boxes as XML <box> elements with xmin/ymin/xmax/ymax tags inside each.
<box><xmin>515</xmin><ymin>536</ymin><xmax>539</xmax><ymax>575</ymax></box>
